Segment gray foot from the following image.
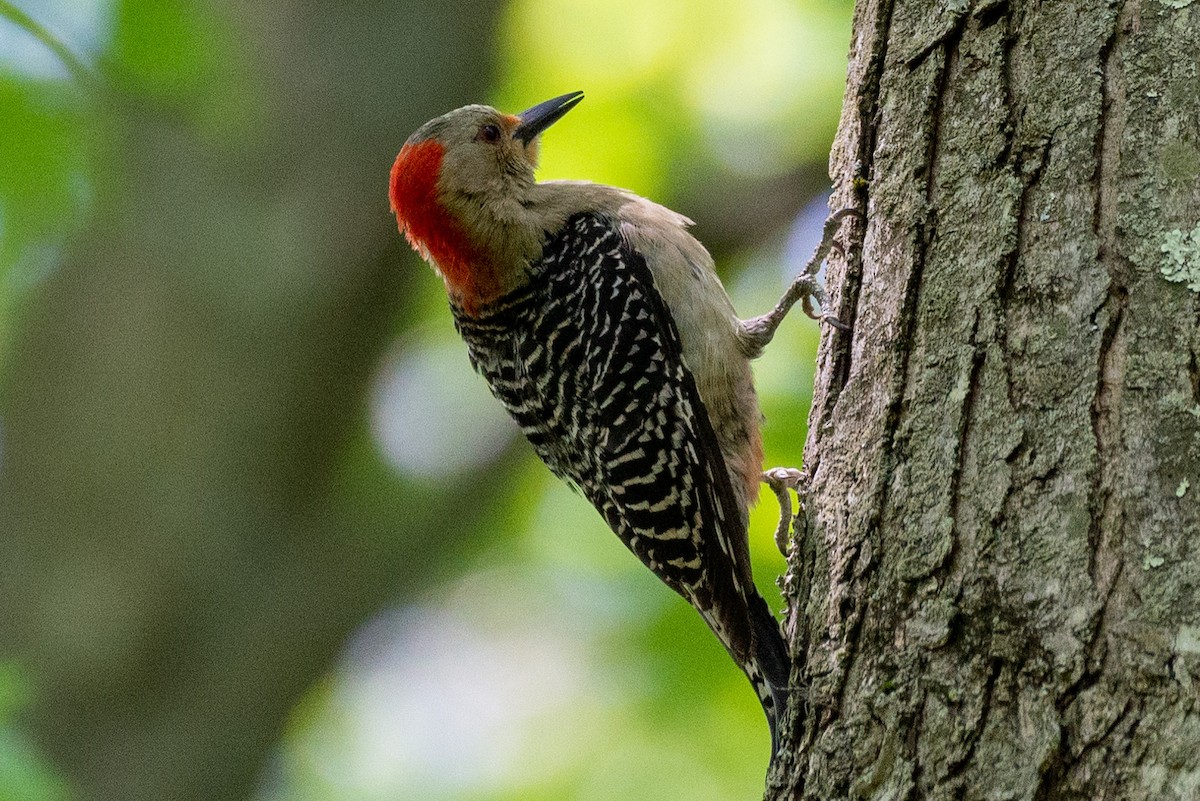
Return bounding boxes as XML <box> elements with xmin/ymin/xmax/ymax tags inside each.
<box><xmin>739</xmin><ymin>207</ymin><xmax>861</xmax><ymax>357</ymax></box>
<box><xmin>762</xmin><ymin>467</ymin><xmax>808</xmax><ymax>556</ymax></box>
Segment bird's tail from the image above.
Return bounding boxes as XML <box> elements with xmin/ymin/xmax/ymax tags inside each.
<box><xmin>746</xmin><ymin>592</ymin><xmax>791</xmax><ymax>760</ymax></box>
<box><xmin>693</xmin><ymin>580</ymin><xmax>792</xmax><ymax>758</ymax></box>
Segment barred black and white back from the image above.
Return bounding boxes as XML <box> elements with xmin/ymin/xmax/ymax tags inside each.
<box><xmin>452</xmin><ymin>212</ymin><xmax>790</xmax><ymax>750</ymax></box>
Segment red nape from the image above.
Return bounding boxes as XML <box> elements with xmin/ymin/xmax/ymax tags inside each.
<box><xmin>389</xmin><ymin>140</ymin><xmax>497</xmax><ymax>314</ymax></box>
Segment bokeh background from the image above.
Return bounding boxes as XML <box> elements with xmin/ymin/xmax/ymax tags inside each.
<box><xmin>0</xmin><ymin>1</ymin><xmax>852</xmax><ymax>799</ymax></box>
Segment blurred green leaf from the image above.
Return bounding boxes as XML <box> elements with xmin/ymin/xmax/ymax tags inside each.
<box><xmin>111</xmin><ymin>0</ymin><xmax>256</xmax><ymax>137</ymax></box>
<box><xmin>0</xmin><ymin>73</ymin><xmax>91</xmax><ymax>365</ymax></box>
<box><xmin>496</xmin><ymin>0</ymin><xmax>852</xmax><ymax>195</ymax></box>
<box><xmin>0</xmin><ymin>0</ymin><xmax>95</xmax><ymax>85</ymax></box>
<box><xmin>0</xmin><ymin>664</ymin><xmax>71</xmax><ymax>801</ymax></box>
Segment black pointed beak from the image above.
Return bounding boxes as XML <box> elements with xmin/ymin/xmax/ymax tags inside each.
<box><xmin>513</xmin><ymin>91</ymin><xmax>584</xmax><ymax>144</ymax></box>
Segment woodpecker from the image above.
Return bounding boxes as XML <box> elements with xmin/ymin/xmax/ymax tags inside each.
<box><xmin>389</xmin><ymin>91</ymin><xmax>841</xmax><ymax>757</ymax></box>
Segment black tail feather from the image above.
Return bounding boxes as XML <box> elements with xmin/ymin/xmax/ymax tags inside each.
<box><xmin>748</xmin><ymin>592</ymin><xmax>791</xmax><ymax>759</ymax></box>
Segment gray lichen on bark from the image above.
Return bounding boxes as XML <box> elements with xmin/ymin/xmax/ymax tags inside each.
<box><xmin>769</xmin><ymin>0</ymin><xmax>1200</xmax><ymax>798</ymax></box>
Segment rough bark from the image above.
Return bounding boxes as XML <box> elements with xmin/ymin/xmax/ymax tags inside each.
<box><xmin>769</xmin><ymin>0</ymin><xmax>1200</xmax><ymax>798</ymax></box>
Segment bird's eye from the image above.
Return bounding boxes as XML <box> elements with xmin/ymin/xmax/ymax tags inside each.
<box><xmin>477</xmin><ymin>124</ymin><xmax>502</xmax><ymax>143</ymax></box>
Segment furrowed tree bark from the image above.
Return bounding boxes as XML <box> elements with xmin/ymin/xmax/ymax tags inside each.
<box><xmin>769</xmin><ymin>0</ymin><xmax>1200</xmax><ymax>798</ymax></box>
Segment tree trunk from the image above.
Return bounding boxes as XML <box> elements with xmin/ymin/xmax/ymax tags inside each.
<box><xmin>770</xmin><ymin>0</ymin><xmax>1200</xmax><ymax>798</ymax></box>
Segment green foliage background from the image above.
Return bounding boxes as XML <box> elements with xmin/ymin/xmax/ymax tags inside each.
<box><xmin>0</xmin><ymin>0</ymin><xmax>851</xmax><ymax>799</ymax></box>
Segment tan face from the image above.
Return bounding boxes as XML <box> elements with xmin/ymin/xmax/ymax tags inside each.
<box><xmin>418</xmin><ymin>106</ymin><xmax>539</xmax><ymax>202</ymax></box>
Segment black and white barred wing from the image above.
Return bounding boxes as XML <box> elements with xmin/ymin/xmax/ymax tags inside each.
<box><xmin>454</xmin><ymin>213</ymin><xmax>756</xmax><ymax>661</ymax></box>
<box><xmin>545</xmin><ymin>214</ymin><xmax>757</xmax><ymax>659</ymax></box>
<box><xmin>454</xmin><ymin>212</ymin><xmax>791</xmax><ymax>745</ymax></box>
<box><xmin>453</xmin><ymin>211</ymin><xmax>780</xmax><ymax>698</ymax></box>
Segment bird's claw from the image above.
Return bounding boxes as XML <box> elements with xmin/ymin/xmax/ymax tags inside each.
<box><xmin>762</xmin><ymin>467</ymin><xmax>809</xmax><ymax>556</ymax></box>
<box><xmin>799</xmin><ymin>207</ymin><xmax>861</xmax><ymax>330</ymax></box>
<box><xmin>739</xmin><ymin>206</ymin><xmax>860</xmax><ymax>354</ymax></box>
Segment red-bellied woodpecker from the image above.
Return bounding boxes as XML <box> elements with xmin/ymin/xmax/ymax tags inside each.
<box><xmin>389</xmin><ymin>91</ymin><xmax>845</xmax><ymax>759</ymax></box>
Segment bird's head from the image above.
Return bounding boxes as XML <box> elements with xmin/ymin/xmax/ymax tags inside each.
<box><xmin>389</xmin><ymin>91</ymin><xmax>584</xmax><ymax>312</ymax></box>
